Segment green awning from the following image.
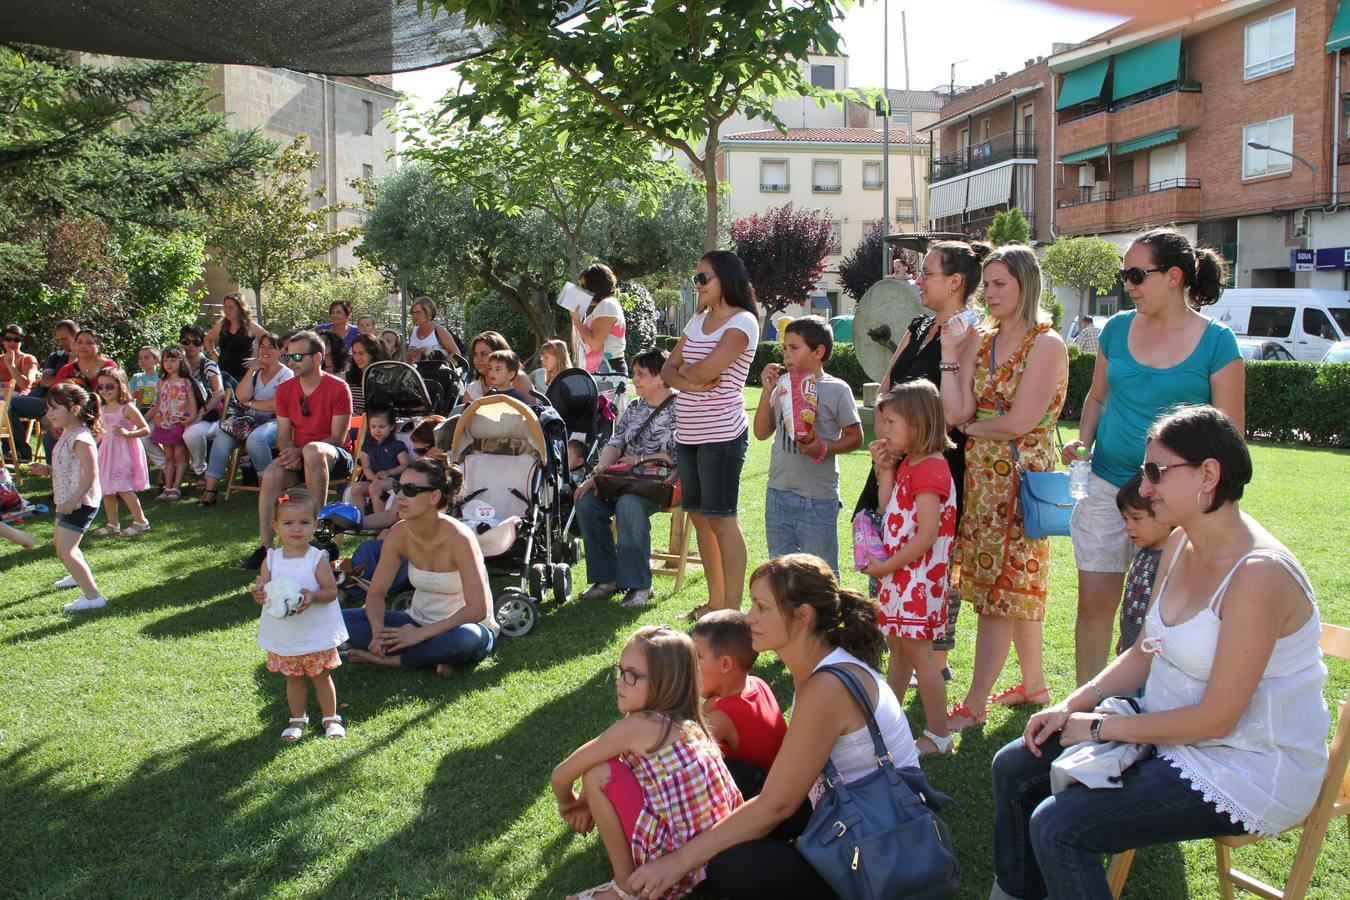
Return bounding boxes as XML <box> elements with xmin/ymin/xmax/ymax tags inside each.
<box><xmin>1056</xmin><ymin>58</ymin><xmax>1110</xmax><ymax>110</ymax></box>
<box><xmin>1115</xmin><ymin>128</ymin><xmax>1180</xmax><ymax>155</ymax></box>
<box><xmin>1112</xmin><ymin>34</ymin><xmax>1181</xmax><ymax>101</ymax></box>
<box><xmin>1061</xmin><ymin>143</ymin><xmax>1110</xmax><ymax>164</ymax></box>
<box><xmin>1329</xmin><ymin>1</ymin><xmax>1350</xmax><ymax>52</ymax></box>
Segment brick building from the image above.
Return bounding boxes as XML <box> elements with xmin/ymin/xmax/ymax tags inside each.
<box><xmin>923</xmin><ymin>57</ymin><xmax>1056</xmax><ymax>244</ymax></box>
<box><xmin>1051</xmin><ymin>0</ymin><xmax>1349</xmax><ymax>296</ymax></box>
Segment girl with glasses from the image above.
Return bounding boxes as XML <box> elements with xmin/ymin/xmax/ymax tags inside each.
<box><xmin>553</xmin><ymin>625</ymin><xmax>741</xmax><ymax>900</ymax></box>
<box><xmin>1060</xmin><ymin>227</ymin><xmax>1244</xmax><ymax>686</ymax></box>
<box><xmin>90</xmin><ymin>368</ymin><xmax>151</xmax><ymax>538</ymax></box>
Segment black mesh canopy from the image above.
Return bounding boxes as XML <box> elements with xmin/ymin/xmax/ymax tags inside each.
<box><xmin>1</xmin><ymin>0</ymin><xmax>496</xmax><ymax>75</ymax></box>
<box><xmin>546</xmin><ymin>368</ymin><xmax>599</xmax><ymax>443</ymax></box>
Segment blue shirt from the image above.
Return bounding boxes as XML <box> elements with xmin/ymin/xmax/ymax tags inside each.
<box><xmin>361</xmin><ymin>432</ymin><xmax>405</xmax><ymax>476</ymax></box>
<box><xmin>1093</xmin><ymin>311</ymin><xmax>1240</xmax><ymax>487</ymax></box>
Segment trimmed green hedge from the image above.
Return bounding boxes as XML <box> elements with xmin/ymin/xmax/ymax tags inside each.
<box><xmin>653</xmin><ymin>337</ymin><xmax>868</xmax><ymax>393</ymax></box>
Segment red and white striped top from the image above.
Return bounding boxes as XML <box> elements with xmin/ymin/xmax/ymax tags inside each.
<box><xmin>674</xmin><ymin>309</ymin><xmax>760</xmax><ymax>444</ymax></box>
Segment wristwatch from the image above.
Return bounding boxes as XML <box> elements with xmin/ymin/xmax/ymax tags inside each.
<box><xmin>1090</xmin><ymin>715</ymin><xmax>1107</xmax><ymax>744</ymax></box>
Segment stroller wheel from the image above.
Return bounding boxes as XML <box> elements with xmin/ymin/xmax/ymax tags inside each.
<box><xmin>528</xmin><ymin>563</ymin><xmax>550</xmax><ymax>603</ymax></box>
<box><xmin>494</xmin><ymin>589</ymin><xmax>537</xmax><ymax>638</ymax></box>
<box><xmin>388</xmin><ymin>589</ymin><xmax>416</xmax><ymax>612</ymax></box>
<box><xmin>552</xmin><ymin>563</ymin><xmax>572</xmax><ymax>604</ymax></box>
<box><xmin>564</xmin><ymin>537</ymin><xmax>582</xmax><ymax>565</ymax></box>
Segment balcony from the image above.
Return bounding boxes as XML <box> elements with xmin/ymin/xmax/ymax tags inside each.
<box><xmin>1056</xmin><ymin>177</ymin><xmax>1202</xmax><ymax>235</ymax></box>
<box><xmin>813</xmin><ymin>184</ymin><xmax>843</xmax><ymax>193</ymax></box>
<box><xmin>930</xmin><ymin>130</ymin><xmax>1037</xmax><ymax>183</ymax></box>
<box><xmin>862</xmin><ymin>179</ymin><xmax>883</xmax><ymax>189</ymax></box>
<box><xmin>760</xmin><ymin>182</ymin><xmax>790</xmax><ymax>193</ymax></box>
<box><xmin>1057</xmin><ymin>83</ymin><xmax>1203</xmax><ymax>158</ymax></box>
<box><xmin>932</xmin><ymin>210</ymin><xmax>1038</xmax><ymax>241</ymax></box>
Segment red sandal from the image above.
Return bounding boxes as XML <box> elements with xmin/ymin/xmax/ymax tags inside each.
<box><xmin>989</xmin><ymin>683</ymin><xmax>1051</xmax><ymax>707</ymax></box>
<box><xmin>947</xmin><ymin>702</ymin><xmax>988</xmax><ymax>732</ymax></box>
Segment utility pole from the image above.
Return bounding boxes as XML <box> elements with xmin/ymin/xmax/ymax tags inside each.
<box><xmin>902</xmin><ymin>10</ymin><xmax>918</xmax><ymax>232</ymax></box>
<box><xmin>881</xmin><ymin>0</ymin><xmax>891</xmax><ymax>276</ymax></box>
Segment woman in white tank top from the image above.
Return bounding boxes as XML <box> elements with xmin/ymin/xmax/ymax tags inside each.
<box><xmin>628</xmin><ymin>554</ymin><xmax>921</xmax><ymax>899</ymax></box>
<box><xmin>989</xmin><ymin>405</ymin><xmax>1328</xmax><ymax>900</ymax></box>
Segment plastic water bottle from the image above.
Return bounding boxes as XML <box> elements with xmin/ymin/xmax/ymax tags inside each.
<box><xmin>1069</xmin><ymin>447</ymin><xmax>1092</xmax><ymax>500</ymax></box>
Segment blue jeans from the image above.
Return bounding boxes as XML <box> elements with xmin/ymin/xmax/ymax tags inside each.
<box><xmin>576</xmin><ymin>490</ymin><xmax>658</xmax><ymax>590</ymax></box>
<box><xmin>991</xmin><ymin>734</ymin><xmax>1245</xmax><ymax>899</ymax></box>
<box><xmin>341</xmin><ymin>607</ymin><xmax>494</xmax><ymax>670</ymax></box>
<box><xmin>765</xmin><ymin>487</ymin><xmax>841</xmax><ymax>574</ymax></box>
<box><xmin>205</xmin><ymin>420</ymin><xmax>277</xmax><ymax>480</ymax></box>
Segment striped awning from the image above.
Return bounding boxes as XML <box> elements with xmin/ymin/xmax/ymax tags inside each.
<box><xmin>929</xmin><ymin>179</ymin><xmax>968</xmax><ymax>219</ymax></box>
<box><xmin>966</xmin><ymin>165</ymin><xmax>1013</xmax><ymax>212</ymax></box>
<box><xmin>1330</xmin><ymin>1</ymin><xmax>1350</xmax><ymax>53</ymax></box>
<box><xmin>1061</xmin><ymin>143</ymin><xmax>1110</xmax><ymax>164</ymax></box>
<box><xmin>1116</xmin><ymin>128</ymin><xmax>1180</xmax><ymax>155</ymax></box>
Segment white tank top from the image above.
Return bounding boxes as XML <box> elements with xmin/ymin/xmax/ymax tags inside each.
<box><xmin>257</xmin><ymin>546</ymin><xmax>348</xmax><ymax>656</ymax></box>
<box><xmin>808</xmin><ymin>647</ymin><xmax>919</xmax><ymax>783</ymax></box>
<box><xmin>407</xmin><ymin>563</ymin><xmax>499</xmax><ymax>635</ymax></box>
<box><xmin>1140</xmin><ymin>537</ymin><xmax>1328</xmax><ymax>835</ymax></box>
<box><xmin>408</xmin><ymin>324</ymin><xmax>441</xmax><ymax>351</ymax></box>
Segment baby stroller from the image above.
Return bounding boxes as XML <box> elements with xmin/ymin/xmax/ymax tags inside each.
<box><xmin>546</xmin><ymin>367</ymin><xmax>605</xmax><ymax>537</ymax></box>
<box><xmin>363</xmin><ymin>359</ymin><xmax>446</xmax><ymax>417</ymax></box>
<box><xmin>450</xmin><ymin>393</ymin><xmax>573</xmax><ymax>637</ymax></box>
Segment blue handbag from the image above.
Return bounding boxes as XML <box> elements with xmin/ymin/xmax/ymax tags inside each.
<box><xmin>989</xmin><ymin>336</ymin><xmax>1075</xmax><ymax>539</ymax></box>
<box><xmin>797</xmin><ymin>665</ymin><xmax>960</xmax><ymax>900</ymax></box>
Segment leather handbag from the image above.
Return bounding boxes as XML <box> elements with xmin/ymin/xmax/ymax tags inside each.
<box><xmin>594</xmin><ymin>457</ymin><xmax>679</xmax><ymax>508</ymax></box>
<box><xmin>797</xmin><ymin>665</ymin><xmax>960</xmax><ymax>900</ymax></box>
<box><xmin>989</xmin><ymin>337</ymin><xmax>1075</xmax><ymax>540</ymax></box>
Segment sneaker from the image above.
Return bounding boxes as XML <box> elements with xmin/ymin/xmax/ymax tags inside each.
<box><xmin>242</xmin><ymin>545</ymin><xmax>268</xmax><ymax>570</ymax></box>
<box><xmin>62</xmin><ymin>595</ymin><xmax>107</xmax><ymax>612</ymax></box>
<box><xmin>619</xmin><ymin>589</ymin><xmax>652</xmax><ymax>609</ymax></box>
<box><xmin>54</xmin><ymin>575</ymin><xmax>78</xmax><ymax>589</ymax></box>
<box><xmin>578</xmin><ymin>582</ymin><xmax>617</xmax><ymax>602</ymax></box>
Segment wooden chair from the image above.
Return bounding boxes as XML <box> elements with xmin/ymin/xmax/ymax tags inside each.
<box><xmin>24</xmin><ymin>418</ymin><xmax>45</xmax><ymax>464</ymax></box>
<box><xmin>223</xmin><ymin>412</ymin><xmax>367</xmax><ymax>502</ymax></box>
<box><xmin>650</xmin><ymin>505</ymin><xmax>702</xmax><ymax>593</ymax></box>
<box><xmin>0</xmin><ymin>381</ymin><xmax>24</xmax><ymax>479</ymax></box>
<box><xmin>1107</xmin><ymin>622</ymin><xmax>1350</xmax><ymax>900</ymax></box>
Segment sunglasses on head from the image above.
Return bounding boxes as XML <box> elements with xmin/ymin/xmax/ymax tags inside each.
<box><xmin>180</xmin><ymin>338</ymin><xmax>203</xmax><ymax>347</ymax></box>
<box><xmin>610</xmin><ymin>664</ymin><xmax>648</xmax><ymax>687</ymax></box>
<box><xmin>411</xmin><ymin>444</ymin><xmax>432</xmax><ymax>455</ymax></box>
<box><xmin>1140</xmin><ymin>460</ymin><xmax>1202</xmax><ymax>484</ymax></box>
<box><xmin>1118</xmin><ymin>266</ymin><xmax>1166</xmax><ymax>286</ymax></box>
<box><xmin>396</xmin><ymin>482</ymin><xmax>437</xmax><ymax>497</ymax></box>
<box><xmin>692</xmin><ymin>272</ymin><xmax>716</xmax><ymax>287</ymax></box>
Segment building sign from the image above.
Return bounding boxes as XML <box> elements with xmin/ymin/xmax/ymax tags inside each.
<box><xmin>1289</xmin><ymin>246</ymin><xmax>1350</xmax><ymax>271</ymax></box>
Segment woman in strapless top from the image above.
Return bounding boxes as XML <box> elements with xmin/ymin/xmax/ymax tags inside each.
<box><xmin>342</xmin><ymin>455</ymin><xmax>498</xmax><ymax>676</ymax></box>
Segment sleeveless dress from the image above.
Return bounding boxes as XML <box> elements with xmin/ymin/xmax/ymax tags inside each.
<box><xmin>216</xmin><ymin>322</ymin><xmax>254</xmax><ymax>382</ymax></box>
<box><xmin>406</xmin><ymin>564</ymin><xmax>500</xmax><ymax>636</ymax></box>
<box><xmin>951</xmin><ymin>324</ymin><xmax>1066</xmax><ymax>621</ymax></box>
<box><xmin>97</xmin><ymin>406</ymin><xmax>149</xmax><ymax>494</ymax></box>
<box><xmin>1140</xmin><ymin>539</ymin><xmax>1329</xmax><ymax>835</ymax></box>
<box><xmin>877</xmin><ymin>456</ymin><xmax>958</xmax><ymax>639</ymax></box>
<box><xmin>621</xmin><ymin>721</ymin><xmax>743</xmax><ymax>899</ymax></box>
<box><xmin>258</xmin><ymin>545</ymin><xmax>349</xmax><ymax>676</ymax></box>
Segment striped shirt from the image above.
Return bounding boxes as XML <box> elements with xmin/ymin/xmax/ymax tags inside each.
<box><xmin>674</xmin><ymin>309</ymin><xmax>760</xmax><ymax>444</ymax></box>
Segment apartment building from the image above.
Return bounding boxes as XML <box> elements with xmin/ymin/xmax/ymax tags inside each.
<box><xmin>922</xmin><ymin>58</ymin><xmax>1055</xmax><ymax>245</ymax></box>
<box><xmin>1051</xmin><ymin>0</ymin><xmax>1348</xmax><ymax>293</ymax></box>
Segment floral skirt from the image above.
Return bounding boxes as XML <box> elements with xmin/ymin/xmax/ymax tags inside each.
<box><xmin>267</xmin><ymin>648</ymin><xmax>341</xmax><ymax>677</ymax></box>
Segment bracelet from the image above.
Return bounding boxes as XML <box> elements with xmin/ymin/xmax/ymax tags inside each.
<box><xmin>1088</xmin><ymin>681</ymin><xmax>1104</xmax><ymax>702</ymax></box>
<box><xmin>938</xmin><ymin>361</ymin><xmax>960</xmax><ymax>373</ymax></box>
<box><xmin>813</xmin><ymin>443</ymin><xmax>829</xmax><ymax>463</ymax></box>
<box><xmin>958</xmin><ymin>417</ymin><xmax>976</xmax><ymax>433</ymax></box>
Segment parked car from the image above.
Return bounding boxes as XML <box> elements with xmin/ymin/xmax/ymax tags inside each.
<box><xmin>1201</xmin><ymin>288</ymin><xmax>1350</xmax><ymax>362</ymax></box>
<box><xmin>1066</xmin><ymin>315</ymin><xmax>1109</xmax><ymax>341</ymax></box>
<box><xmin>1235</xmin><ymin>337</ymin><xmax>1295</xmax><ymax>362</ymax></box>
<box><xmin>1321</xmin><ymin>340</ymin><xmax>1350</xmax><ymax>363</ymax></box>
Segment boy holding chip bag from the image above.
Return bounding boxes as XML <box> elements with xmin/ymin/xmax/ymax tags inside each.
<box><xmin>753</xmin><ymin>315</ymin><xmax>862</xmax><ymax>573</ymax></box>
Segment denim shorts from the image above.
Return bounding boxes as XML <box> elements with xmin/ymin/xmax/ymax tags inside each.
<box><xmin>677</xmin><ymin>430</ymin><xmax>749</xmax><ymax>518</ymax></box>
<box><xmin>56</xmin><ymin>503</ymin><xmax>98</xmax><ymax>534</ymax></box>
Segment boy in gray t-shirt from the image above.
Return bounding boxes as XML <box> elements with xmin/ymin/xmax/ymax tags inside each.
<box><xmin>752</xmin><ymin>316</ymin><xmax>863</xmax><ymax>574</ymax></box>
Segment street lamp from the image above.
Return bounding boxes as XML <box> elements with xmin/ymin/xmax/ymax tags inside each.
<box><xmin>1246</xmin><ymin>141</ymin><xmax>1318</xmax><ymax>174</ymax></box>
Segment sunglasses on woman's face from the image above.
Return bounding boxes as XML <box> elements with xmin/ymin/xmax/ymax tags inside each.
<box><xmin>411</xmin><ymin>444</ymin><xmax>432</xmax><ymax>455</ymax></box>
<box><xmin>692</xmin><ymin>272</ymin><xmax>716</xmax><ymax>287</ymax></box>
<box><xmin>610</xmin><ymin>664</ymin><xmax>648</xmax><ymax>687</ymax></box>
<box><xmin>397</xmin><ymin>482</ymin><xmax>437</xmax><ymax>497</ymax></box>
<box><xmin>1118</xmin><ymin>266</ymin><xmax>1165</xmax><ymax>286</ymax></box>
<box><xmin>95</xmin><ymin>383</ymin><xmax>119</xmax><ymax>393</ymax></box>
<box><xmin>180</xmin><ymin>338</ymin><xmax>203</xmax><ymax>347</ymax></box>
<box><xmin>2</xmin><ymin>336</ymin><xmax>19</xmax><ymax>343</ymax></box>
<box><xmin>1140</xmin><ymin>460</ymin><xmax>1202</xmax><ymax>484</ymax></box>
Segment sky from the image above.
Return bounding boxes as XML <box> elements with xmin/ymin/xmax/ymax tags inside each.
<box><xmin>392</xmin><ymin>0</ymin><xmax>1127</xmax><ymax>117</ymax></box>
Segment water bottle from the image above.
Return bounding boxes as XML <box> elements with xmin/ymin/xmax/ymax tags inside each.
<box><xmin>1069</xmin><ymin>447</ymin><xmax>1092</xmax><ymax>500</ymax></box>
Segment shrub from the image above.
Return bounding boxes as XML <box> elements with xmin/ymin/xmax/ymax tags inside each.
<box><xmin>654</xmin><ymin>334</ymin><xmax>678</xmax><ymax>352</ymax></box>
<box><xmin>1061</xmin><ymin>349</ymin><xmax>1097</xmax><ymax>420</ymax></box>
<box><xmin>465</xmin><ymin>291</ymin><xmax>540</xmax><ymax>360</ymax></box>
<box><xmin>1041</xmin><ymin>291</ymin><xmax>1064</xmax><ymax>334</ymax></box>
<box><xmin>616</xmin><ymin>281</ymin><xmax>657</xmax><ymax>366</ymax></box>
<box><xmin>744</xmin><ymin>340</ymin><xmax>866</xmax><ymax>394</ymax></box>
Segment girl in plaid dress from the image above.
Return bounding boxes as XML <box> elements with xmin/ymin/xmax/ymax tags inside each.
<box><xmin>552</xmin><ymin>626</ymin><xmax>743</xmax><ymax>900</ymax></box>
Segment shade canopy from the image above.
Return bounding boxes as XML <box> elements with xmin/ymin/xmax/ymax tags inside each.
<box><xmin>1330</xmin><ymin>1</ymin><xmax>1350</xmax><ymax>53</ymax></box>
<box><xmin>1060</xmin><ymin>143</ymin><xmax>1110</xmax><ymax>164</ymax></box>
<box><xmin>1112</xmin><ymin>34</ymin><xmax>1182</xmax><ymax>101</ymax></box>
<box><xmin>1055</xmin><ymin>57</ymin><xmax>1109</xmax><ymax>110</ymax></box>
<box><xmin>1115</xmin><ymin>128</ymin><xmax>1180</xmax><ymax>155</ymax></box>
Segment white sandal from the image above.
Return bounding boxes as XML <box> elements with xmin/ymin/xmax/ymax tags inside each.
<box><xmin>918</xmin><ymin>728</ymin><xmax>956</xmax><ymax>758</ymax></box>
<box><xmin>91</xmin><ymin>524</ymin><xmax>121</xmax><ymax>537</ymax></box>
<box><xmin>567</xmin><ymin>880</ymin><xmax>639</xmax><ymax>900</ymax></box>
<box><xmin>322</xmin><ymin>715</ymin><xmax>346</xmax><ymax>739</ymax></box>
<box><xmin>280</xmin><ymin>715</ymin><xmax>308</xmax><ymax>742</ymax></box>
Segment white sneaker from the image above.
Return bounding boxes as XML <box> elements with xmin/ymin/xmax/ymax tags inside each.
<box><xmin>62</xmin><ymin>595</ymin><xmax>107</xmax><ymax>612</ymax></box>
<box><xmin>54</xmin><ymin>575</ymin><xmax>78</xmax><ymax>589</ymax></box>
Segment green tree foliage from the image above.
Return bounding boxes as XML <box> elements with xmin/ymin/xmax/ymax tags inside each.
<box><xmin>729</xmin><ymin>204</ymin><xmax>834</xmax><ymax>315</ymax></box>
<box><xmin>988</xmin><ymin>207</ymin><xmax>1031</xmax><ymax>246</ymax></box>
<box><xmin>206</xmin><ymin>136</ymin><xmax>361</xmax><ymax>323</ymax></box>
<box><xmin>266</xmin><ymin>263</ymin><xmax>395</xmax><ymax>340</ymax></box>
<box><xmin>426</xmin><ymin>0</ymin><xmax>854</xmax><ymax>250</ymax></box>
<box><xmin>465</xmin><ymin>291</ymin><xmax>542</xmax><ymax>362</ymax></box>
<box><xmin>1041</xmin><ymin>236</ymin><xmax>1122</xmax><ymax>317</ymax></box>
<box><xmin>592</xmin><ymin>185</ymin><xmax>711</xmax><ymax>285</ymax></box>
<box><xmin>615</xmin><ymin>281</ymin><xmax>658</xmax><ymax>366</ymax></box>
<box><xmin>838</xmin><ymin>220</ymin><xmax>885</xmax><ymax>301</ymax></box>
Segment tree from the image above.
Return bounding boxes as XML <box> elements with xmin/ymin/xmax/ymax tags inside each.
<box><xmin>267</xmin><ymin>263</ymin><xmax>396</xmax><ymax>339</ymax></box>
<box><xmin>205</xmin><ymin>136</ymin><xmax>361</xmax><ymax>322</ymax></box>
<box><xmin>838</xmin><ymin>221</ymin><xmax>885</xmax><ymax>301</ymax></box>
<box><xmin>592</xmin><ymin>183</ymin><xmax>713</xmax><ymax>285</ymax></box>
<box><xmin>729</xmin><ymin>204</ymin><xmax>833</xmax><ymax>316</ymax></box>
<box><xmin>988</xmin><ymin>207</ymin><xmax>1031</xmax><ymax>246</ymax></box>
<box><xmin>1041</xmin><ymin>236</ymin><xmax>1123</xmax><ymax>322</ymax></box>
<box><xmin>429</xmin><ymin>0</ymin><xmax>854</xmax><ymax>250</ymax></box>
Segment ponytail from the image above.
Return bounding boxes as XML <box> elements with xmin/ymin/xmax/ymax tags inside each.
<box><xmin>46</xmin><ymin>383</ymin><xmax>102</xmax><ymax>436</ymax></box>
<box><xmin>751</xmin><ymin>554</ymin><xmax>885</xmax><ymax>670</ymax></box>
<box><xmin>1191</xmin><ymin>247</ymin><xmax>1227</xmax><ymax>306</ymax></box>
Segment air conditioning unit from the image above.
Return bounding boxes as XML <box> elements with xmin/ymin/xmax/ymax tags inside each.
<box><xmin>1291</xmin><ymin>211</ymin><xmax>1309</xmax><ymax>238</ymax></box>
<box><xmin>1077</xmin><ymin>165</ymin><xmax>1096</xmax><ymax>188</ymax></box>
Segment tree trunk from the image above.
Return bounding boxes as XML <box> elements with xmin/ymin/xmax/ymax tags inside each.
<box><xmin>251</xmin><ymin>280</ymin><xmax>265</xmax><ymax>324</ymax></box>
<box><xmin>565</xmin><ymin>231</ymin><xmax>581</xmax><ymax>283</ymax></box>
<box><xmin>702</xmin><ymin>132</ymin><xmax>720</xmax><ymax>252</ymax></box>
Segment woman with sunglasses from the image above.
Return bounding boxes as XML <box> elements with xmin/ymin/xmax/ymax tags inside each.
<box><xmin>662</xmin><ymin>251</ymin><xmax>760</xmax><ymax>618</ymax></box>
<box><xmin>33</xmin><ymin>329</ymin><xmax>117</xmax><ymax>473</ymax></box>
<box><xmin>342</xmin><ymin>455</ymin><xmax>498</xmax><ymax>676</ymax></box>
<box><xmin>989</xmin><ymin>405</ymin><xmax>1327</xmax><ymax>900</ymax></box>
<box><xmin>1061</xmin><ymin>228</ymin><xmax>1244</xmax><ymax>687</ymax></box>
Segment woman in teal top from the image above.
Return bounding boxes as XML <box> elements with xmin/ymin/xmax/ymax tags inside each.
<box><xmin>1062</xmin><ymin>228</ymin><xmax>1244</xmax><ymax>685</ymax></box>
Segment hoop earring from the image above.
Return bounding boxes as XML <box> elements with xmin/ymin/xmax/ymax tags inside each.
<box><xmin>1195</xmin><ymin>490</ymin><xmax>1209</xmax><ymax>511</ymax></box>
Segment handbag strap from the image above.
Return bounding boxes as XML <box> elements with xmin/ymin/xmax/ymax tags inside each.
<box><xmin>814</xmin><ymin>664</ymin><xmax>895</xmax><ymax>768</ymax></box>
<box><xmin>624</xmin><ymin>393</ymin><xmax>675</xmax><ymax>453</ymax></box>
<box><xmin>988</xmin><ymin>334</ymin><xmax>1064</xmax><ymax>467</ymax></box>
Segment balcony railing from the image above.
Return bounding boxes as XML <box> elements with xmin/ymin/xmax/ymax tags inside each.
<box><xmin>813</xmin><ymin>184</ymin><xmax>842</xmax><ymax>193</ymax></box>
<box><xmin>1057</xmin><ymin>176</ymin><xmax>1201</xmax><ymax>208</ymax></box>
<box><xmin>862</xmin><ymin>179</ymin><xmax>883</xmax><ymax>189</ymax></box>
<box><xmin>760</xmin><ymin>182</ymin><xmax>790</xmax><ymax>192</ymax></box>
<box><xmin>930</xmin><ymin>130</ymin><xmax>1037</xmax><ymax>182</ymax></box>
<box><xmin>1058</xmin><ymin>80</ymin><xmax>1202</xmax><ymax>125</ymax></box>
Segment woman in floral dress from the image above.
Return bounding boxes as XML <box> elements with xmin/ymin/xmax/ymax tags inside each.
<box><xmin>938</xmin><ymin>245</ymin><xmax>1068</xmax><ymax>731</ymax></box>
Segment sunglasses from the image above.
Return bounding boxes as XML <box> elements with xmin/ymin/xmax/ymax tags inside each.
<box><xmin>692</xmin><ymin>272</ymin><xmax>716</xmax><ymax>287</ymax></box>
<box><xmin>610</xmin><ymin>664</ymin><xmax>648</xmax><ymax>687</ymax></box>
<box><xmin>279</xmin><ymin>352</ymin><xmax>311</xmax><ymax>363</ymax></box>
<box><xmin>180</xmin><ymin>338</ymin><xmax>203</xmax><ymax>347</ymax></box>
<box><xmin>95</xmin><ymin>383</ymin><xmax>120</xmax><ymax>392</ymax></box>
<box><xmin>396</xmin><ymin>482</ymin><xmax>437</xmax><ymax>497</ymax></box>
<box><xmin>1118</xmin><ymin>266</ymin><xmax>1166</xmax><ymax>286</ymax></box>
<box><xmin>2</xmin><ymin>335</ymin><xmax>20</xmax><ymax>342</ymax></box>
<box><xmin>1140</xmin><ymin>460</ymin><xmax>1202</xmax><ymax>484</ymax></box>
<box><xmin>298</xmin><ymin>394</ymin><xmax>311</xmax><ymax>417</ymax></box>
<box><xmin>411</xmin><ymin>444</ymin><xmax>433</xmax><ymax>455</ymax></box>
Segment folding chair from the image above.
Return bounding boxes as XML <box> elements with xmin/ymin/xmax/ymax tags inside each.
<box><xmin>650</xmin><ymin>505</ymin><xmax>702</xmax><ymax>594</ymax></box>
<box><xmin>1108</xmin><ymin>622</ymin><xmax>1350</xmax><ymax>900</ymax></box>
<box><xmin>0</xmin><ymin>382</ymin><xmax>24</xmax><ymax>480</ymax></box>
<box><xmin>338</xmin><ymin>413</ymin><xmax>367</xmax><ymax>498</ymax></box>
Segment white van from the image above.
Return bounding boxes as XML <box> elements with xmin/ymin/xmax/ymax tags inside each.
<box><xmin>1201</xmin><ymin>289</ymin><xmax>1350</xmax><ymax>361</ymax></box>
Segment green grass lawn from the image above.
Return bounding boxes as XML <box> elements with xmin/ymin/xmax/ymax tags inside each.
<box><xmin>1</xmin><ymin>396</ymin><xmax>1348</xmax><ymax>899</ymax></box>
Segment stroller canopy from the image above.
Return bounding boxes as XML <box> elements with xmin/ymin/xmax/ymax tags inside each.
<box><xmin>363</xmin><ymin>360</ymin><xmax>434</xmax><ymax>415</ymax></box>
<box><xmin>546</xmin><ymin>368</ymin><xmax>599</xmax><ymax>443</ymax></box>
<box><xmin>450</xmin><ymin>394</ymin><xmax>549</xmax><ymax>463</ymax></box>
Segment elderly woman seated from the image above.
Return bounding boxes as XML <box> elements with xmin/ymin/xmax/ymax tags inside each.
<box><xmin>988</xmin><ymin>405</ymin><xmax>1329</xmax><ymax>900</ymax></box>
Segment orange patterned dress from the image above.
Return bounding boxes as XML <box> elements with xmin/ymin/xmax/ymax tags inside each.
<box><xmin>951</xmin><ymin>323</ymin><xmax>1066</xmax><ymax>621</ymax></box>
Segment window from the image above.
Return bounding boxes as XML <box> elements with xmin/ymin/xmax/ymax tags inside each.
<box><xmin>862</xmin><ymin>161</ymin><xmax>882</xmax><ymax>189</ymax></box>
<box><xmin>760</xmin><ymin>159</ymin><xmax>789</xmax><ymax>192</ymax></box>
<box><xmin>812</xmin><ymin>160</ymin><xmax>841</xmax><ymax>192</ymax></box>
<box><xmin>958</xmin><ymin>127</ymin><xmax>970</xmax><ymax>150</ymax></box>
<box><xmin>1248</xmin><ymin>306</ymin><xmax>1294</xmax><ymax>338</ymax></box>
<box><xmin>1245</xmin><ymin>9</ymin><xmax>1295</xmax><ymax>79</ymax></box>
<box><xmin>1020</xmin><ymin>103</ymin><xmax>1034</xmax><ymax>138</ymax></box>
<box><xmin>828</xmin><ymin>221</ymin><xmax>842</xmax><ymax>254</ymax></box>
<box><xmin>980</xmin><ymin>118</ymin><xmax>991</xmax><ymax>143</ymax></box>
<box><xmin>1243</xmin><ymin>116</ymin><xmax>1294</xmax><ymax>178</ymax></box>
<box><xmin>362</xmin><ymin>163</ymin><xmax>375</xmax><ymax>180</ymax></box>
<box><xmin>1303</xmin><ymin>308</ymin><xmax>1337</xmax><ymax>341</ymax></box>
<box><xmin>896</xmin><ymin>197</ymin><xmax>915</xmax><ymax>221</ymax></box>
<box><xmin>362</xmin><ymin>99</ymin><xmax>375</xmax><ymax>136</ymax></box>
<box><xmin>892</xmin><ymin>112</ymin><xmax>912</xmax><ymax>129</ymax></box>
<box><xmin>811</xmin><ymin>64</ymin><xmax>835</xmax><ymax>89</ymax></box>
